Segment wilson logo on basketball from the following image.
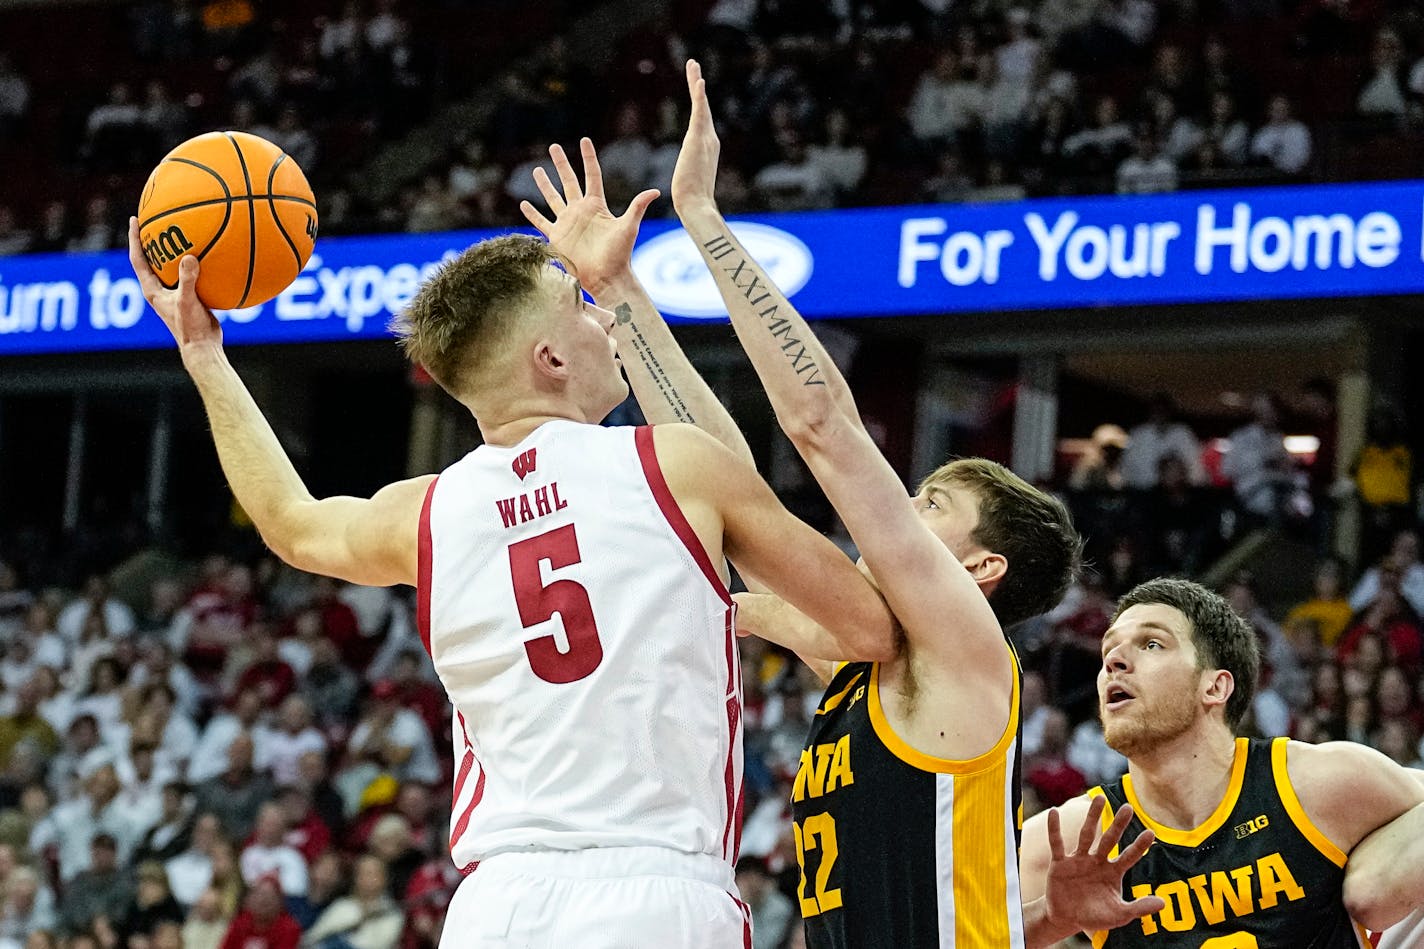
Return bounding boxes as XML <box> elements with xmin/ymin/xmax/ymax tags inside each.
<box><xmin>305</xmin><ymin>215</ymin><xmax>318</xmax><ymax>241</ymax></box>
<box><xmin>512</xmin><ymin>449</ymin><xmax>537</xmax><ymax>481</ymax></box>
<box><xmin>143</xmin><ymin>225</ymin><xmax>194</xmax><ymax>270</ymax></box>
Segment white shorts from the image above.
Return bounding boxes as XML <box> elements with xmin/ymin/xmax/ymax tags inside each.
<box><xmin>439</xmin><ymin>847</ymin><xmax>751</xmax><ymax>948</ymax></box>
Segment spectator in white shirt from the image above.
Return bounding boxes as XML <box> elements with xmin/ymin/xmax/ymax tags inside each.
<box><xmin>83</xmin><ymin>83</ymin><xmax>142</xmax><ymax>141</ymax></box>
<box><xmin>0</xmin><ymin>207</ymin><xmax>31</xmax><ymax>257</ymax></box>
<box><xmin>301</xmin><ymin>855</ymin><xmax>402</xmax><ymax>949</ymax></box>
<box><xmin>906</xmin><ymin>51</ymin><xmax>985</xmax><ymax>145</ymax></box>
<box><xmin>264</xmin><ymin>696</ymin><xmax>327</xmax><ymax>788</ymax></box>
<box><xmin>1202</xmin><ymin>91</ymin><xmax>1250</xmax><ymax>167</ymax></box>
<box><xmin>1221</xmin><ymin>392</ymin><xmax>1296</xmax><ymax>520</ymax></box>
<box><xmin>1120</xmin><ymin>394</ymin><xmax>1207</xmax><ymax>489</ymax></box>
<box><xmin>1357</xmin><ymin>27</ymin><xmax>1411</xmax><ymax>118</ymax></box>
<box><xmin>1018</xmin><ymin>671</ymin><xmax>1052</xmax><ymax>759</ymax></box>
<box><xmin>807</xmin><ymin>109</ymin><xmax>866</xmax><ymax>199</ymax></box>
<box><xmin>344</xmin><ymin>682</ymin><xmax>441</xmax><ymax>787</ymax></box>
<box><xmin>36</xmin><ymin>760</ymin><xmax>146</xmax><ymax>882</ymax></box>
<box><xmin>240</xmin><ymin>803</ymin><xmax>308</xmax><ymax>898</ymax></box>
<box><xmin>753</xmin><ymin>131</ymin><xmax>833</xmax><ymax>211</ymax></box>
<box><xmin>1116</xmin><ymin>130</ymin><xmax>1179</xmax><ymax>194</ymax></box>
<box><xmin>188</xmin><ymin>687</ymin><xmax>269</xmax><ymax>785</ymax></box>
<box><xmin>596</xmin><ymin>101</ymin><xmax>653</xmax><ymax>199</ymax></box>
<box><xmin>0</xmin><ymin>54</ymin><xmax>29</xmax><ymax>138</ymax></box>
<box><xmin>1250</xmin><ymin>94</ymin><xmax>1312</xmax><ymax>175</ymax></box>
<box><xmin>1351</xmin><ymin>530</ymin><xmax>1424</xmax><ymax>618</ymax></box>
<box><xmin>114</xmin><ymin>743</ymin><xmax>171</xmax><ymax>839</ymax></box>
<box><xmin>165</xmin><ymin>813</ymin><xmax>223</xmax><ymax>908</ymax></box>
<box><xmin>56</xmin><ymin>575</ymin><xmax>135</xmax><ymax>644</ymax></box>
<box><xmin>1064</xmin><ymin>94</ymin><xmax>1133</xmax><ymax>174</ymax></box>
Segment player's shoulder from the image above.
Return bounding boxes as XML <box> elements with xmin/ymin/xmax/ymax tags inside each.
<box><xmin>646</xmin><ymin>424</ymin><xmax>751</xmax><ymax>488</ymax></box>
<box><xmin>1282</xmin><ymin>738</ymin><xmax>1391</xmax><ymax>788</ymax></box>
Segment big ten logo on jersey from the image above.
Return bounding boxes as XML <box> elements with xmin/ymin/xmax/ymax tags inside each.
<box><xmin>1234</xmin><ymin>814</ymin><xmax>1269</xmax><ymax>839</ymax></box>
<box><xmin>1129</xmin><ymin>852</ymin><xmax>1306</xmax><ymax>937</ymax></box>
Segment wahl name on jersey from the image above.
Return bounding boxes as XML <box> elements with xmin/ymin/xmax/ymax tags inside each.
<box><xmin>494</xmin><ymin>447</ymin><xmax>570</xmax><ymax>529</ymax></box>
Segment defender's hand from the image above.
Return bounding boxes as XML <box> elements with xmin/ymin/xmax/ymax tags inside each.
<box><xmin>518</xmin><ymin>138</ymin><xmax>659</xmax><ymax>297</ymax></box>
<box><xmin>1044</xmin><ymin>796</ymin><xmax>1166</xmax><ymax>935</ymax></box>
<box><xmin>128</xmin><ymin>216</ymin><xmax>223</xmax><ymax>358</ymax></box>
<box><xmin>672</xmin><ymin>59</ymin><xmax>720</xmax><ymax>218</ymax></box>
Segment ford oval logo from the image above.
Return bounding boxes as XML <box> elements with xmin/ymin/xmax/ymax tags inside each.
<box><xmin>631</xmin><ymin>222</ymin><xmax>815</xmax><ymax>319</ymax></box>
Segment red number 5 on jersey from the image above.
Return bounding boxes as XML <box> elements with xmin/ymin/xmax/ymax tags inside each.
<box><xmin>508</xmin><ymin>524</ymin><xmax>605</xmax><ymax>684</ymax></box>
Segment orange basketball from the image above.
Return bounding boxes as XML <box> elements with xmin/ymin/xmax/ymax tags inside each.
<box><xmin>137</xmin><ymin>131</ymin><xmax>317</xmax><ymax>311</ymax></box>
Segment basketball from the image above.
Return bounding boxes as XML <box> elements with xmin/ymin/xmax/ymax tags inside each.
<box><xmin>136</xmin><ymin>130</ymin><xmax>317</xmax><ymax>311</ymax></box>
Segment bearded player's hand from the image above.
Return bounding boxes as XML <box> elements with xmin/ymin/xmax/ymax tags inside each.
<box><xmin>128</xmin><ymin>216</ymin><xmax>223</xmax><ymax>360</ymax></box>
<box><xmin>1043</xmin><ymin>795</ymin><xmax>1166</xmax><ymax>934</ymax></box>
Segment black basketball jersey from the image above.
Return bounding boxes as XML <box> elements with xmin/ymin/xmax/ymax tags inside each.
<box><xmin>1091</xmin><ymin>737</ymin><xmax>1368</xmax><ymax>949</ymax></box>
<box><xmin>791</xmin><ymin>651</ymin><xmax>1025</xmax><ymax>949</ymax></box>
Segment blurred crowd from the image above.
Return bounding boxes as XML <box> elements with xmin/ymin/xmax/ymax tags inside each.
<box><xmin>5</xmin><ymin>0</ymin><xmax>1424</xmax><ymax>253</ymax></box>
<box><xmin>0</xmin><ymin>556</ymin><xmax>463</xmax><ymax>949</ymax></box>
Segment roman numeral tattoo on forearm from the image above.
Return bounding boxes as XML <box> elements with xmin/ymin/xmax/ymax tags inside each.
<box><xmin>613</xmin><ymin>302</ymin><xmax>696</xmax><ymax>423</ymax></box>
<box><xmin>702</xmin><ymin>235</ymin><xmax>824</xmax><ymax>386</ymax></box>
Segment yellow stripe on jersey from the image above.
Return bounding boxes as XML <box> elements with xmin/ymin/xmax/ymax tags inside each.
<box><xmin>951</xmin><ymin>751</ymin><xmax>1013</xmax><ymax>945</ymax></box>
<box><xmin>866</xmin><ymin>643</ymin><xmax>1020</xmax><ymax>774</ymax></box>
<box><xmin>1271</xmin><ymin>737</ymin><xmax>1348</xmax><ymax>868</ymax></box>
<box><xmin>816</xmin><ymin>671</ymin><xmax>866</xmax><ymax>716</ymax></box>
<box><xmin>1123</xmin><ymin>737</ymin><xmax>1249</xmax><ymax>847</ymax></box>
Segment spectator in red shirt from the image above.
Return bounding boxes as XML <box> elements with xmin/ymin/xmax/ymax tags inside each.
<box><xmin>219</xmin><ymin>875</ymin><xmax>300</xmax><ymax>949</ymax></box>
<box><xmin>277</xmin><ymin>785</ymin><xmax>331</xmax><ymax>864</ymax></box>
<box><xmin>312</xmin><ymin>578</ymin><xmax>365</xmax><ymax>669</ymax></box>
<box><xmin>1339</xmin><ymin>582</ymin><xmax>1424</xmax><ymax>674</ymax></box>
<box><xmin>1023</xmin><ymin>707</ymin><xmax>1088</xmax><ymax>807</ymax></box>
<box><xmin>1375</xmin><ymin>664</ymin><xmax>1424</xmax><ymax>733</ymax></box>
<box><xmin>232</xmin><ymin>624</ymin><xmax>297</xmax><ymax>708</ymax></box>
<box><xmin>387</xmin><ymin>652</ymin><xmax>444</xmax><ymax>745</ymax></box>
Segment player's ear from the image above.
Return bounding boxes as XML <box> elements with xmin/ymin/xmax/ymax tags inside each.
<box><xmin>964</xmin><ymin>551</ymin><xmax>1008</xmax><ymax>591</ymax></box>
<box><xmin>1203</xmin><ymin>669</ymin><xmax>1234</xmax><ymax>711</ymax></box>
<box><xmin>531</xmin><ymin>335</ymin><xmax>568</xmax><ymax>383</ymax></box>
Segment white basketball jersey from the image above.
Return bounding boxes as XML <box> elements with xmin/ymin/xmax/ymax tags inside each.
<box><xmin>417</xmin><ymin>421</ymin><xmax>743</xmax><ymax>872</ymax></box>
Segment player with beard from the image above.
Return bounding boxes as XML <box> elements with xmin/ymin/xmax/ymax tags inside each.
<box><xmin>1018</xmin><ymin>577</ymin><xmax>1424</xmax><ymax>948</ymax></box>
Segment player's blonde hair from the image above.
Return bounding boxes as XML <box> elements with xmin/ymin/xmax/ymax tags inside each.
<box><xmin>919</xmin><ymin>458</ymin><xmax>1080</xmax><ymax>627</ymax></box>
<box><xmin>393</xmin><ymin>234</ymin><xmax>557</xmax><ymax>396</ymax></box>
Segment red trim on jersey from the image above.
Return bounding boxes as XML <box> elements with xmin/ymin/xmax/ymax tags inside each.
<box><xmin>416</xmin><ymin>477</ymin><xmax>439</xmax><ymax>657</ymax></box>
<box><xmin>449</xmin><ymin>712</ymin><xmax>485</xmax><ymax>857</ymax></box>
<box><xmin>720</xmin><ymin>606</ymin><xmax>745</xmax><ymax>862</ymax></box>
<box><xmin>634</xmin><ymin>426</ymin><xmax>732</xmax><ymax>606</ymax></box>
<box><xmin>449</xmin><ymin>765</ymin><xmax>486</xmax><ymax>854</ymax></box>
<box><xmin>735</xmin><ymin>897</ymin><xmax>752</xmax><ymax>949</ymax></box>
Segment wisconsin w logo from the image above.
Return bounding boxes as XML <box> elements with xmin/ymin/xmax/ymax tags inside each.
<box><xmin>512</xmin><ymin>449</ymin><xmax>537</xmax><ymax>481</ymax></box>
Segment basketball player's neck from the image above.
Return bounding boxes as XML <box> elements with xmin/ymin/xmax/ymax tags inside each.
<box><xmin>472</xmin><ymin>400</ymin><xmax>607</xmax><ymax>447</ymax></box>
<box><xmin>1125</xmin><ymin>720</ymin><xmax>1238</xmax><ymax>831</ymax></box>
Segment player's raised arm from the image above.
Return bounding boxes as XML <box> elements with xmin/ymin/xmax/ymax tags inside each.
<box><xmin>519</xmin><ymin>138</ymin><xmax>753</xmax><ymax>467</ymax></box>
<box><xmin>671</xmin><ymin>60</ymin><xmax>1007</xmax><ymax>678</ymax></box>
<box><xmin>127</xmin><ymin>219</ymin><xmax>426</xmax><ymax>587</ymax></box>
<box><xmin>655</xmin><ymin>424</ymin><xmax>896</xmax><ymax>663</ymax></box>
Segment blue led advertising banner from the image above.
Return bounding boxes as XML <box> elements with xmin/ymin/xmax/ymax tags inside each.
<box><xmin>3</xmin><ymin>179</ymin><xmax>1424</xmax><ymax>356</ymax></box>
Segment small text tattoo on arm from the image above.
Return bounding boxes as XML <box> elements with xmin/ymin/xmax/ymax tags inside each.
<box><xmin>612</xmin><ymin>304</ymin><xmax>696</xmax><ymax>424</ymax></box>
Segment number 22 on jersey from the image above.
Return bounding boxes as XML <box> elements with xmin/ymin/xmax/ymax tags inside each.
<box><xmin>508</xmin><ymin>524</ymin><xmax>604</xmax><ymax>684</ymax></box>
<box><xmin>794</xmin><ymin>812</ymin><xmax>843</xmax><ymax>917</ymax></box>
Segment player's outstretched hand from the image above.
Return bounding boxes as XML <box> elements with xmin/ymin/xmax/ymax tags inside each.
<box><xmin>518</xmin><ymin>138</ymin><xmax>659</xmax><ymax>297</ymax></box>
<box><xmin>671</xmin><ymin>59</ymin><xmax>720</xmax><ymax>219</ymax></box>
<box><xmin>128</xmin><ymin>217</ymin><xmax>223</xmax><ymax>357</ymax></box>
<box><xmin>1044</xmin><ymin>795</ymin><xmax>1166</xmax><ymax>935</ymax></box>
